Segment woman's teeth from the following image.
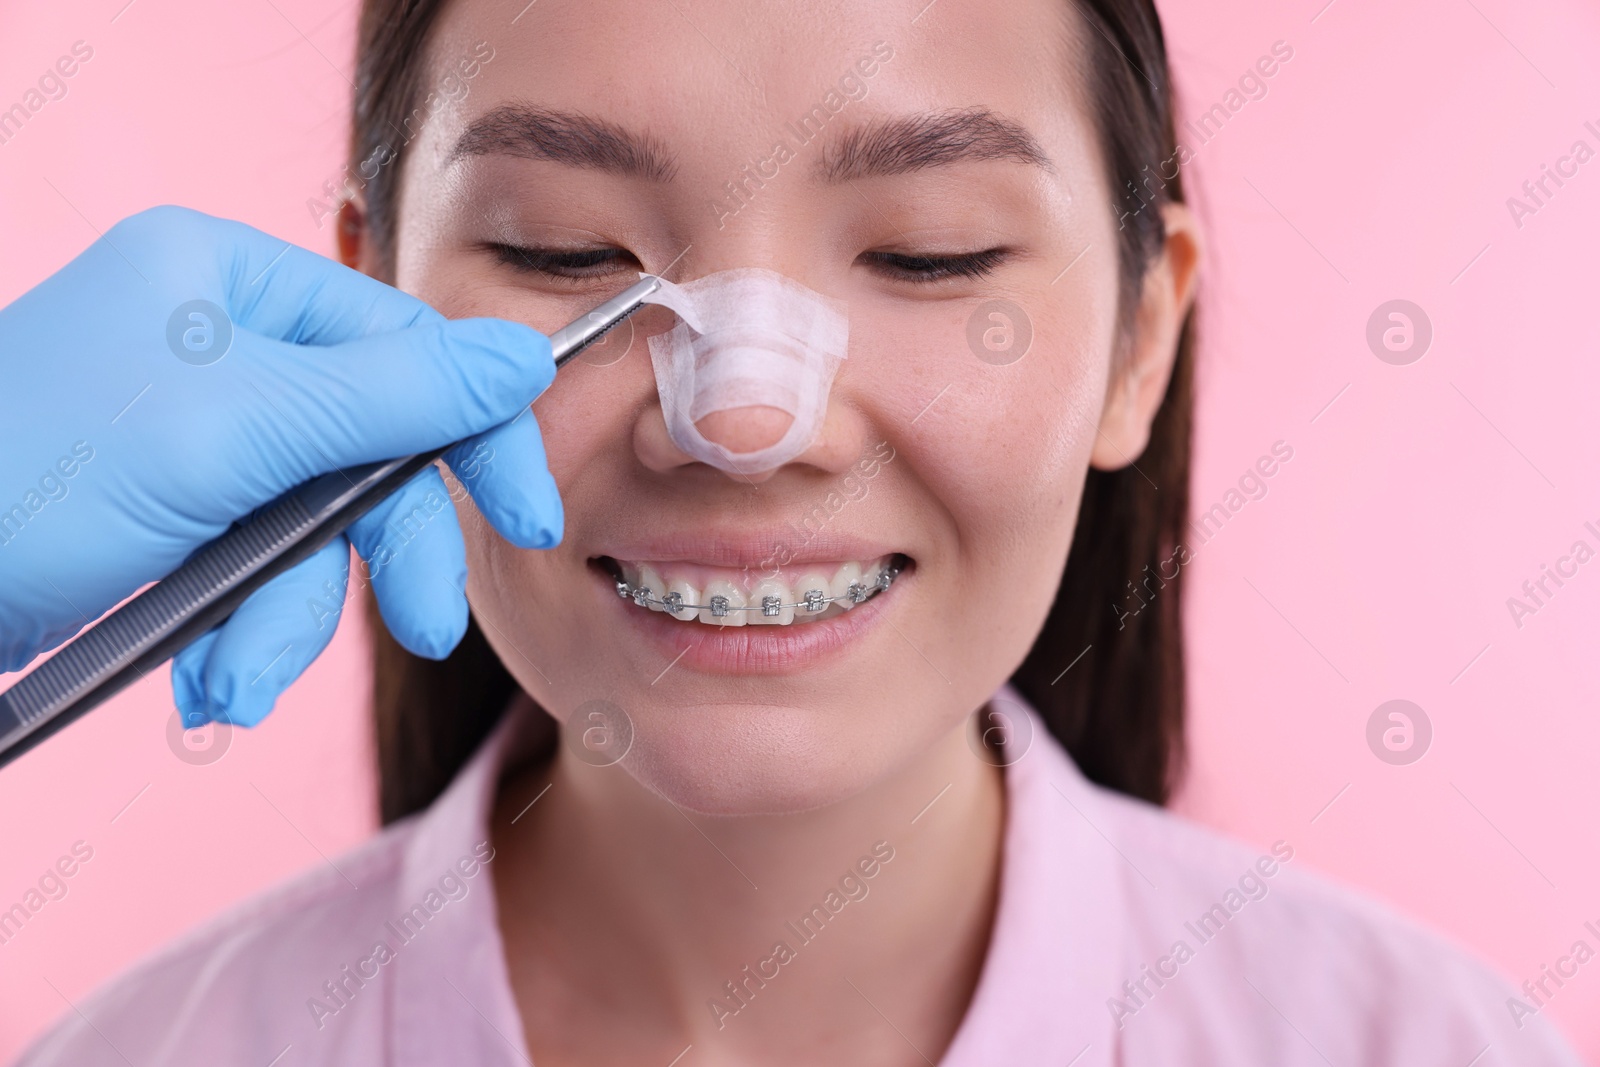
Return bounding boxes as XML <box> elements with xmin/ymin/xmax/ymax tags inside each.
<box><xmin>609</xmin><ymin>556</ymin><xmax>903</xmax><ymax>627</ymax></box>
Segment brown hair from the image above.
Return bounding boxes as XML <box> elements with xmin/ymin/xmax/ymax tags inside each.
<box><xmin>352</xmin><ymin>0</ymin><xmax>1195</xmax><ymax>823</ymax></box>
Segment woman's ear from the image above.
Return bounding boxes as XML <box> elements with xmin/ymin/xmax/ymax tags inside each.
<box><xmin>1091</xmin><ymin>202</ymin><xmax>1202</xmax><ymax>470</ymax></box>
<box><xmin>335</xmin><ymin>195</ymin><xmax>371</xmax><ymax>273</ymax></box>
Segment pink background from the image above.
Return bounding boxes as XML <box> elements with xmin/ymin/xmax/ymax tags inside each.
<box><xmin>3</xmin><ymin>0</ymin><xmax>1598</xmax><ymax>1057</ymax></box>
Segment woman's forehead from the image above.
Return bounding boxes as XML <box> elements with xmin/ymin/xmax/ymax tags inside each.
<box><xmin>416</xmin><ymin>0</ymin><xmax>1092</xmax><ymax>164</ymax></box>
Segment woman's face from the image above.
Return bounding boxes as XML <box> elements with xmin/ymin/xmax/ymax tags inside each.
<box><xmin>377</xmin><ymin>0</ymin><xmax>1185</xmax><ymax>813</ymax></box>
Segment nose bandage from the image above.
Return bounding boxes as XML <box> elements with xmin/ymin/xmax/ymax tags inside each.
<box><xmin>640</xmin><ymin>269</ymin><xmax>848</xmax><ymax>476</ymax></box>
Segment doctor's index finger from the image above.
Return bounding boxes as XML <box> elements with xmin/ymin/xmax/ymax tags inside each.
<box><xmin>252</xmin><ymin>316</ymin><xmax>555</xmax><ymax>473</ymax></box>
<box><xmin>115</xmin><ymin>206</ymin><xmax>443</xmax><ymax>344</ymax></box>
<box><xmin>214</xmin><ymin>215</ymin><xmax>442</xmax><ymax>344</ymax></box>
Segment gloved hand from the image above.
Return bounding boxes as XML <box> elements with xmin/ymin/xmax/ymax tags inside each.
<box><xmin>0</xmin><ymin>206</ymin><xmax>561</xmax><ymax>726</ymax></box>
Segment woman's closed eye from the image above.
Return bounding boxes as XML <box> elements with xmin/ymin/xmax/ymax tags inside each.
<box><xmin>486</xmin><ymin>243</ymin><xmax>637</xmax><ymax>281</ymax></box>
<box><xmin>860</xmin><ymin>247</ymin><xmax>1012</xmax><ymax>283</ymax></box>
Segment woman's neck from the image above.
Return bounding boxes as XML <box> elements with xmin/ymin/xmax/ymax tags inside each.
<box><xmin>490</xmin><ymin>718</ymin><xmax>1005</xmax><ymax>1067</ymax></box>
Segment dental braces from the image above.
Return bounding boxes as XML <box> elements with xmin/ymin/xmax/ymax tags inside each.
<box><xmin>615</xmin><ymin>562</ymin><xmax>902</xmax><ymax>617</ymax></box>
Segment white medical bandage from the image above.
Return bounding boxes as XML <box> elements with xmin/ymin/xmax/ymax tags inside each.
<box><xmin>640</xmin><ymin>269</ymin><xmax>848</xmax><ymax>476</ymax></box>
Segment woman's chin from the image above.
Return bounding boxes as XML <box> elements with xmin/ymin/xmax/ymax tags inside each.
<box><xmin>614</xmin><ymin>703</ymin><xmax>902</xmax><ymax>817</ymax></box>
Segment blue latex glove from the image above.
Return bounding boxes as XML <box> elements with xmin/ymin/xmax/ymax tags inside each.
<box><xmin>0</xmin><ymin>206</ymin><xmax>561</xmax><ymax>726</ymax></box>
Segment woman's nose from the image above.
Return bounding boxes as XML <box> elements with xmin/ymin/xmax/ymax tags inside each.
<box><xmin>628</xmin><ymin>257</ymin><xmax>858</xmax><ymax>483</ymax></box>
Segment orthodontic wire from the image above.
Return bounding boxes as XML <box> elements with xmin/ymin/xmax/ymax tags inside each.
<box><xmin>614</xmin><ymin>562</ymin><xmax>901</xmax><ymax>618</ymax></box>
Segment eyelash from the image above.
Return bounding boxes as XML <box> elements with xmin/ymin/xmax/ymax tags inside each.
<box><xmin>861</xmin><ymin>248</ymin><xmax>1011</xmax><ymax>281</ymax></box>
<box><xmin>489</xmin><ymin>244</ymin><xmax>631</xmax><ymax>279</ymax></box>
<box><xmin>486</xmin><ymin>244</ymin><xmax>1012</xmax><ymax>284</ymax></box>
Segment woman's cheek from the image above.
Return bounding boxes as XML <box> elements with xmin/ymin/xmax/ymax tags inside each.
<box><xmin>907</xmin><ymin>325</ymin><xmax>1100</xmax><ymax>517</ymax></box>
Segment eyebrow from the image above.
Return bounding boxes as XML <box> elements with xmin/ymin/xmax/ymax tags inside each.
<box><xmin>448</xmin><ymin>105</ymin><xmax>678</xmax><ymax>182</ymax></box>
<box><xmin>816</xmin><ymin>108</ymin><xmax>1054</xmax><ymax>182</ymax></box>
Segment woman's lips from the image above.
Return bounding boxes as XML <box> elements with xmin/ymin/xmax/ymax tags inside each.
<box><xmin>590</xmin><ymin>555</ymin><xmax>912</xmax><ymax>675</ymax></box>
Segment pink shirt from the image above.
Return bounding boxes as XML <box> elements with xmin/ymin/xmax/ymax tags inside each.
<box><xmin>16</xmin><ymin>689</ymin><xmax>1586</xmax><ymax>1065</ymax></box>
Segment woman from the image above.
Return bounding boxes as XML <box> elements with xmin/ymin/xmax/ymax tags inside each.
<box><xmin>14</xmin><ymin>0</ymin><xmax>1586</xmax><ymax>1063</ymax></box>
